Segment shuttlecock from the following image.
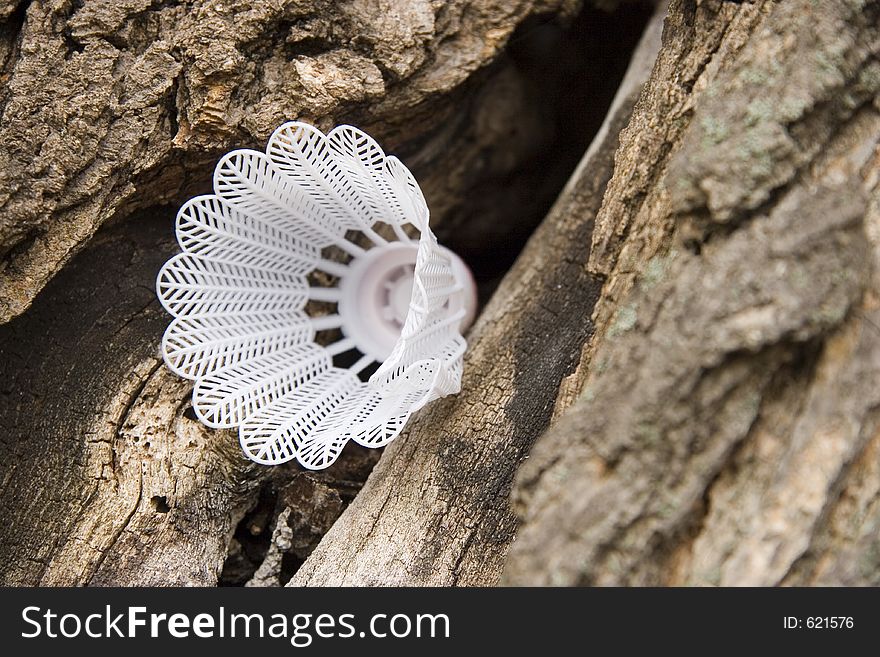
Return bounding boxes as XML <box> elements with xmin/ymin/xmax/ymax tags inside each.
<box><xmin>156</xmin><ymin>122</ymin><xmax>476</xmax><ymax>470</ymax></box>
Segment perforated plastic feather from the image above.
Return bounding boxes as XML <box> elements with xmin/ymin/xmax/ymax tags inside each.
<box><xmin>156</xmin><ymin>122</ymin><xmax>473</xmax><ymax>470</ymax></box>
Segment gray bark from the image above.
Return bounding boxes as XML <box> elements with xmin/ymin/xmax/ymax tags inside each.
<box><xmin>505</xmin><ymin>0</ymin><xmax>880</xmax><ymax>586</ymax></box>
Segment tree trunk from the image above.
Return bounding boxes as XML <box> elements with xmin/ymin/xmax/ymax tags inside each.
<box><xmin>296</xmin><ymin>0</ymin><xmax>880</xmax><ymax>586</ymax></box>
<box><xmin>3</xmin><ymin>0</ymin><xmax>878</xmax><ymax>588</ymax></box>
<box><xmin>505</xmin><ymin>0</ymin><xmax>880</xmax><ymax>586</ymax></box>
<box><xmin>0</xmin><ymin>0</ymin><xmax>584</xmax><ymax>322</ymax></box>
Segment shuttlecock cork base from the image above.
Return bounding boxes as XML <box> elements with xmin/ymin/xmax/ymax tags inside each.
<box><xmin>156</xmin><ymin>121</ymin><xmax>476</xmax><ymax>470</ymax></box>
<box><xmin>339</xmin><ymin>241</ymin><xmax>476</xmax><ymax>364</ymax></box>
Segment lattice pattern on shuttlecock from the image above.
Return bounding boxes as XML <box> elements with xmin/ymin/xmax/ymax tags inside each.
<box><xmin>156</xmin><ymin>122</ymin><xmax>473</xmax><ymax>470</ymax></box>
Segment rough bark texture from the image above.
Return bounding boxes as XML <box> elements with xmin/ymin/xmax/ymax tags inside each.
<box><xmin>504</xmin><ymin>0</ymin><xmax>880</xmax><ymax>585</ymax></box>
<box><xmin>0</xmin><ymin>210</ymin><xmax>382</xmax><ymax>585</ymax></box>
<box><xmin>0</xmin><ymin>0</ymin><xmax>583</xmax><ymax>324</ymax></box>
<box><xmin>4</xmin><ymin>0</ymin><xmax>877</xmax><ymax>589</ymax></box>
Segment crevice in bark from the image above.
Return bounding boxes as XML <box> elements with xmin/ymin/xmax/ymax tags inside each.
<box><xmin>287</xmin><ymin>1</ymin><xmax>668</xmax><ymax>587</ymax></box>
<box><xmin>179</xmin><ymin>9</ymin><xmax>655</xmax><ymax>588</ymax></box>
<box><xmin>436</xmin><ymin>2</ymin><xmax>655</xmax><ymax>300</ymax></box>
<box><xmin>781</xmin><ymin>404</ymin><xmax>880</xmax><ymax>586</ymax></box>
<box><xmin>220</xmin><ymin>455</ymin><xmax>378</xmax><ymax>586</ymax></box>
<box><xmin>219</xmin><ymin>486</ymin><xmax>278</xmax><ymax>586</ymax></box>
<box><xmin>664</xmin><ymin>340</ymin><xmax>824</xmax><ymax>584</ymax></box>
<box><xmin>684</xmin><ymin>88</ymin><xmax>880</xmax><ymax>252</ymax></box>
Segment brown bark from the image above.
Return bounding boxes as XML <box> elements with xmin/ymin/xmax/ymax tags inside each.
<box><xmin>4</xmin><ymin>0</ymin><xmax>877</xmax><ymax>589</ymax></box>
<box><xmin>0</xmin><ymin>0</ymin><xmax>581</xmax><ymax>323</ymax></box>
<box><xmin>294</xmin><ymin>0</ymin><xmax>880</xmax><ymax>586</ymax></box>
<box><xmin>0</xmin><ymin>0</ymin><xmax>646</xmax><ymax>585</ymax></box>
<box><xmin>505</xmin><ymin>0</ymin><xmax>880</xmax><ymax>586</ymax></box>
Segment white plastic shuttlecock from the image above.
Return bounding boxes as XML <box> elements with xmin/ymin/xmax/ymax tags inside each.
<box><xmin>156</xmin><ymin>122</ymin><xmax>476</xmax><ymax>470</ymax></box>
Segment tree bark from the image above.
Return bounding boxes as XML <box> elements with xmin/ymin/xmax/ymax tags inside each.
<box><xmin>4</xmin><ymin>0</ymin><xmax>877</xmax><ymax>589</ymax></box>
<box><xmin>505</xmin><ymin>0</ymin><xmax>880</xmax><ymax>586</ymax></box>
<box><xmin>0</xmin><ymin>0</ymin><xmax>580</xmax><ymax>323</ymax></box>
<box><xmin>296</xmin><ymin>0</ymin><xmax>880</xmax><ymax>586</ymax></box>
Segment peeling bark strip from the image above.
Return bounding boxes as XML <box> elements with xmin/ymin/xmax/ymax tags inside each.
<box><xmin>290</xmin><ymin>6</ymin><xmax>666</xmax><ymax>587</ymax></box>
<box><xmin>505</xmin><ymin>0</ymin><xmax>880</xmax><ymax>586</ymax></box>
<box><xmin>0</xmin><ymin>0</ymin><xmax>581</xmax><ymax>324</ymax></box>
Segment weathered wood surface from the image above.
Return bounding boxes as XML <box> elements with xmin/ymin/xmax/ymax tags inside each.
<box><xmin>505</xmin><ymin>0</ymin><xmax>880</xmax><ymax>586</ymax></box>
<box><xmin>0</xmin><ymin>210</ymin><xmax>383</xmax><ymax>585</ymax></box>
<box><xmin>4</xmin><ymin>0</ymin><xmax>876</xmax><ymax>589</ymax></box>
